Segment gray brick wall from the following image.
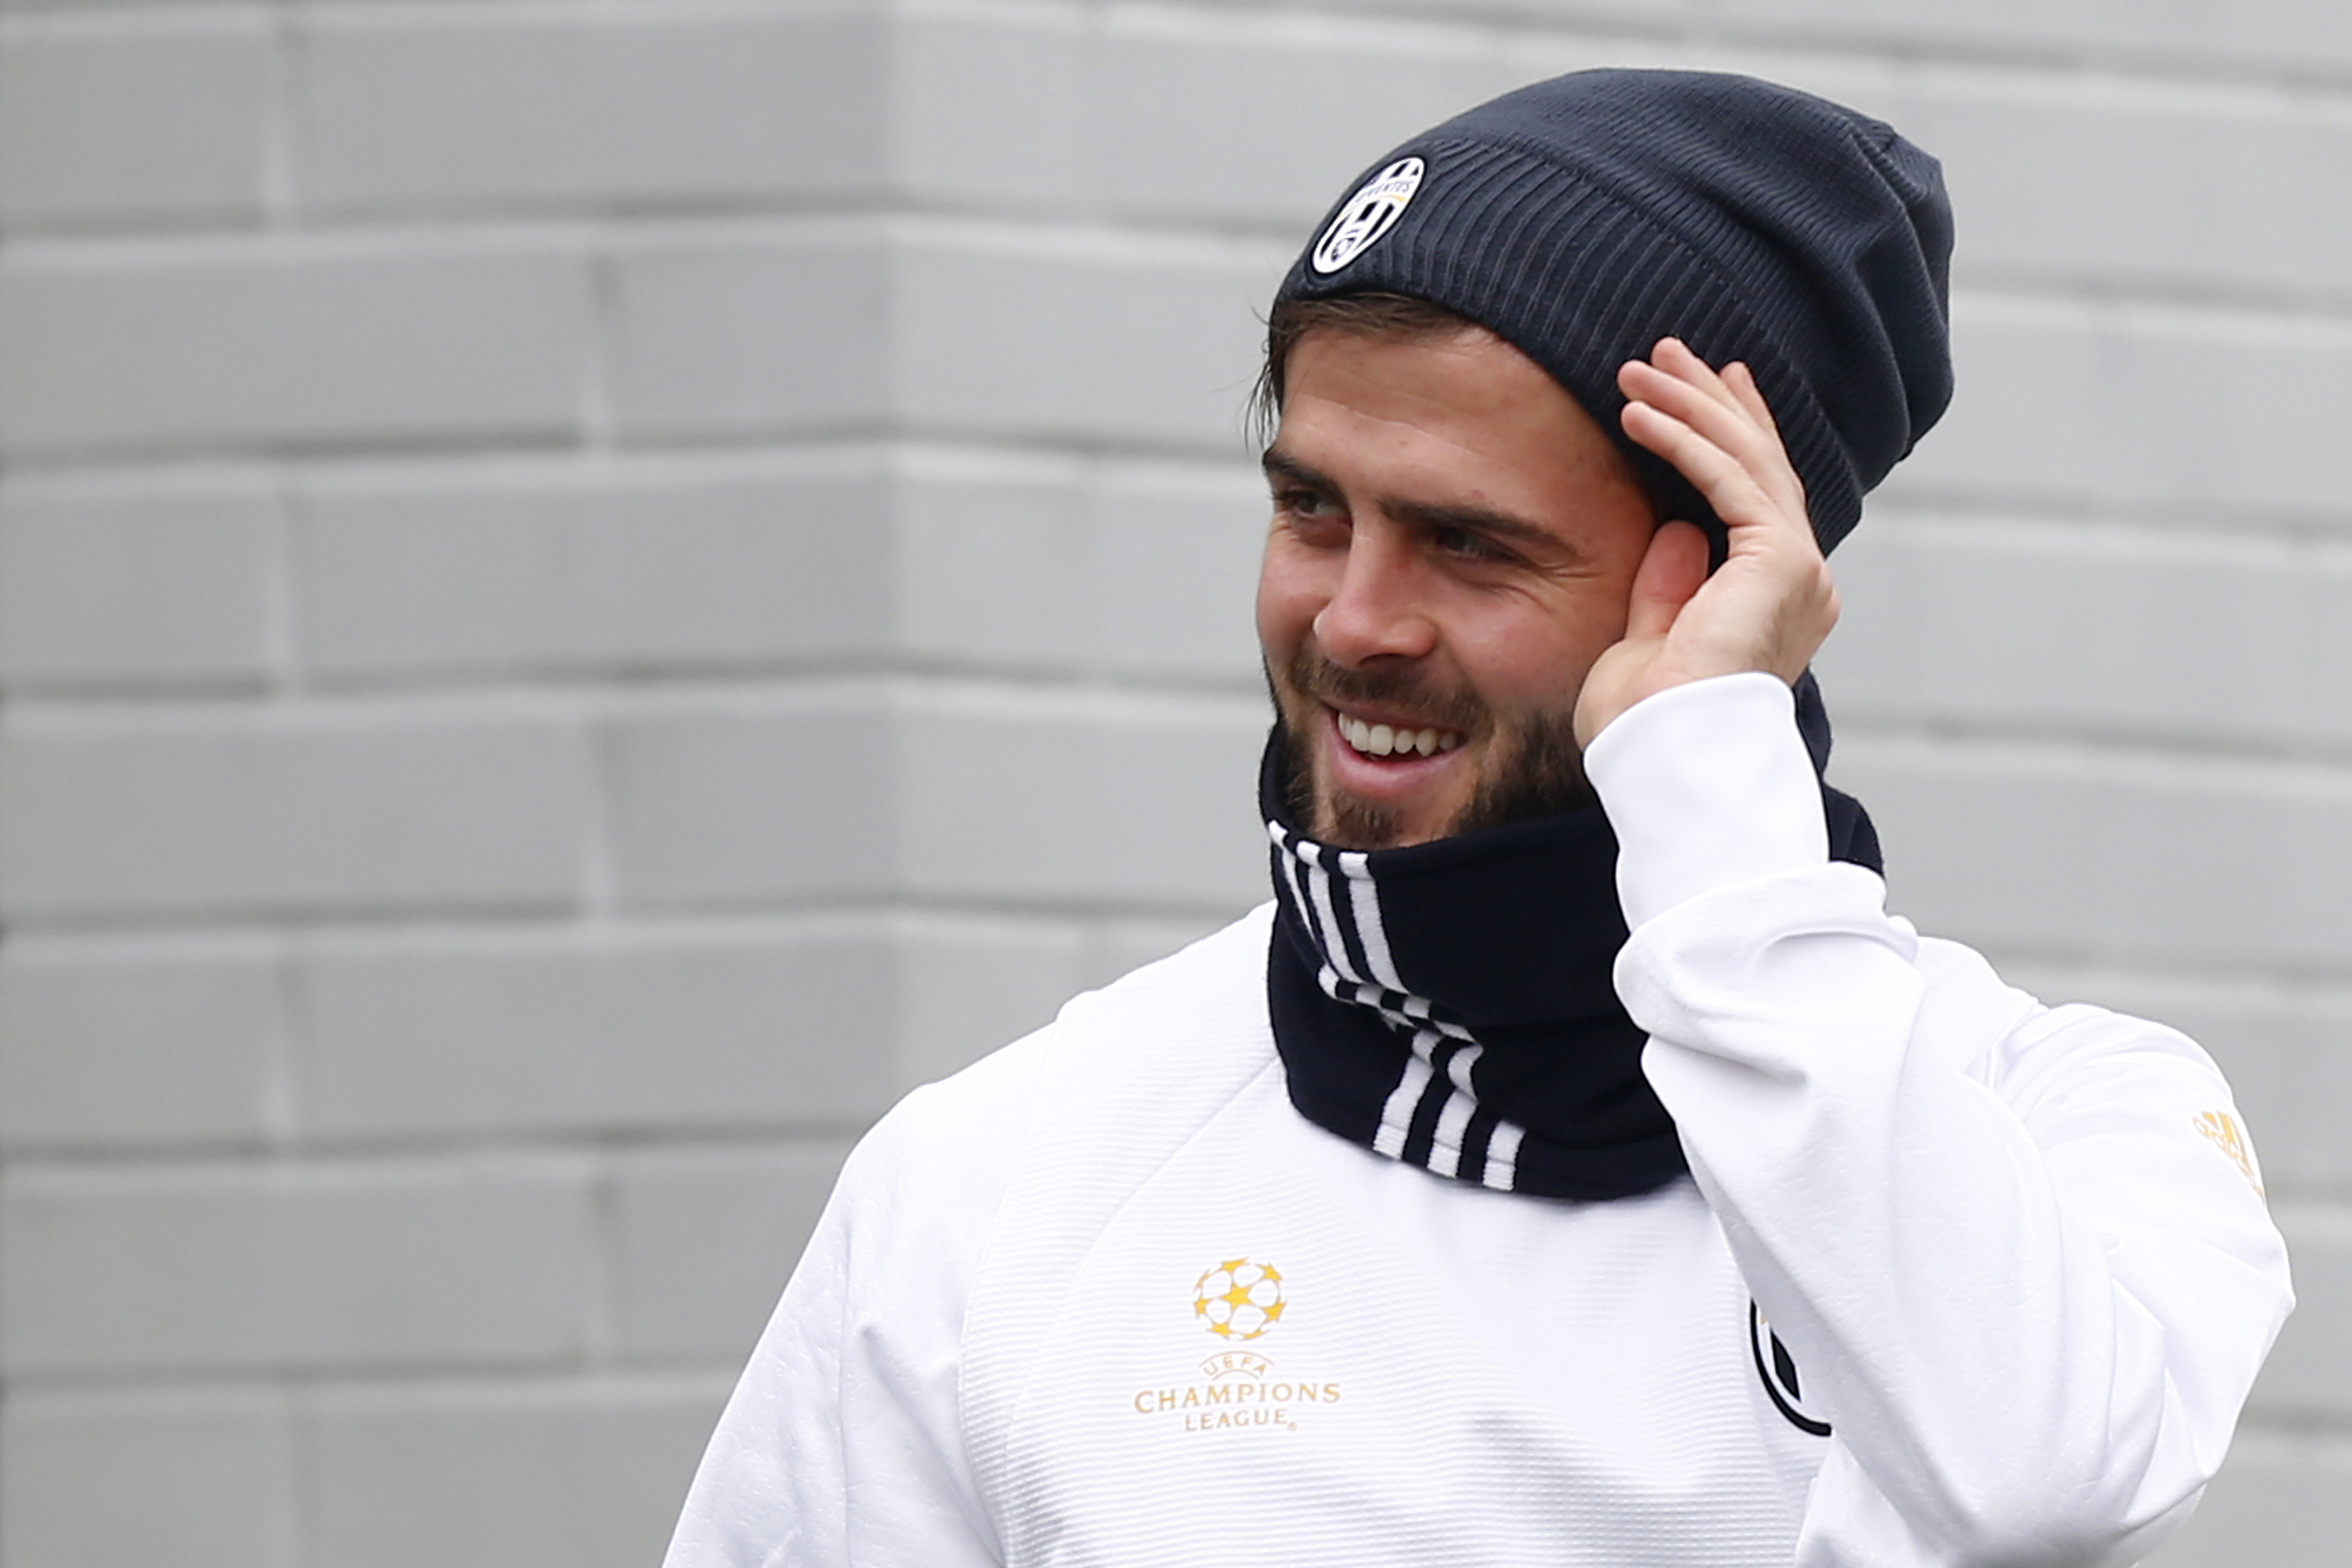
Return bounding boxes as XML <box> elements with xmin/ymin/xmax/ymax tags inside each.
<box><xmin>0</xmin><ymin>1</ymin><xmax>2340</xmax><ymax>1563</ymax></box>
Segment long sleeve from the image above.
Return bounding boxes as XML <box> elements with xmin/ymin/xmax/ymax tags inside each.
<box><xmin>661</xmin><ymin>1040</ymin><xmax>1051</xmax><ymax>1567</ymax></box>
<box><xmin>1586</xmin><ymin>674</ymin><xmax>2295</xmax><ymax>1567</ymax></box>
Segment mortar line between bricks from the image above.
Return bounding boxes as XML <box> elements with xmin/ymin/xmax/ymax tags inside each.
<box><xmin>1848</xmin><ymin>952</ymin><xmax>2352</xmax><ymax>1006</ymax></box>
<box><xmin>259</xmin><ymin>0</ymin><xmax>298</xmax><ymax>233</ymax></box>
<box><xmin>19</xmin><ymin>201</ymin><xmax>2352</xmax><ymax>323</ymax></box>
<box><xmin>576</xmin><ymin>235</ymin><xmax>620</xmax><ymax>452</ymax></box>
<box><xmin>0</xmin><ymin>1362</ymin><xmax>747</xmax><ymax>1403</ymax></box>
<box><xmin>295</xmin><ymin>0</ymin><xmax>934</xmax><ymax>29</ymax></box>
<box><xmin>20</xmin><ymin>205</ymin><xmax>2352</xmax><ymax>327</ymax></box>
<box><xmin>1854</xmin><ymin>499</ymin><xmax>2352</xmax><ymax>543</ymax></box>
<box><xmin>0</xmin><ymin>670</ymin><xmax>1274</xmax><ymax>719</ymax></box>
<box><xmin>0</xmin><ymin>427</ymin><xmax>1266</xmax><ymax>474</ymax></box>
<box><xmin>1699</xmin><ymin>29</ymin><xmax>2352</xmax><ymax>97</ymax></box>
<box><xmin>19</xmin><ymin>1117</ymin><xmax>2352</xmax><ymax>1192</ymax></box>
<box><xmin>271</xmin><ymin>1375</ymin><xmax>307</xmax><ymax>1568</ymax></box>
<box><xmin>0</xmin><ymin>210</ymin><xmax>1286</xmax><ymax>263</ymax></box>
<box><xmin>16</xmin><ymin>907</ymin><xmax>2352</xmax><ymax>994</ymax></box>
<box><xmin>1887</xmin><ymin>941</ymin><xmax>2352</xmax><ymax>997</ymax></box>
<box><xmin>31</xmin><ymin>678</ymin><xmax>2352</xmax><ymax>771</ymax></box>
<box><xmin>1952</xmin><ymin>279</ymin><xmax>2352</xmax><ymax>331</ymax></box>
<box><xmin>1023</xmin><ymin>0</ymin><xmax>2352</xmax><ymax>100</ymax></box>
<box><xmin>261</xmin><ymin>936</ymin><xmax>305</xmax><ymax>1150</ymax></box>
<box><xmin>10</xmin><ymin>419</ymin><xmax>2352</xmax><ymax>490</ymax></box>
<box><xmin>188</xmin><ymin>0</ymin><xmax>2352</xmax><ymax>105</ymax></box>
<box><xmin>0</xmin><ymin>902</ymin><xmax>1250</xmax><ymax>951</ymax></box>
<box><xmin>581</xmin><ymin>1154</ymin><xmax>626</xmax><ymax>1366</ymax></box>
<box><xmin>10</xmin><ymin>434</ymin><xmax>2352</xmax><ymax>531</ymax></box>
<box><xmin>25</xmin><ymin>676</ymin><xmax>2352</xmax><ymax>773</ymax></box>
<box><xmin>576</xmin><ymin>720</ymin><xmax>626</xmax><ymax>924</ymax></box>
<box><xmin>0</xmin><ymin>892</ymin><xmax>1264</xmax><ymax>941</ymax></box>
<box><xmin>0</xmin><ymin>6</ymin><xmax>280</xmax><ymax>45</ymax></box>
<box><xmin>1222</xmin><ymin>0</ymin><xmax>2352</xmax><ymax>94</ymax></box>
<box><xmin>8</xmin><ymin>442</ymin><xmax>2349</xmax><ymax>542</ymax></box>
<box><xmin>252</xmin><ymin>465</ymin><xmax>306</xmax><ymax>702</ymax></box>
<box><xmin>0</xmin><ymin>434</ymin><xmax>1263</xmax><ymax>485</ymax></box>
<box><xmin>1837</xmin><ymin>718</ymin><xmax>2352</xmax><ymax>774</ymax></box>
<box><xmin>0</xmin><ymin>1139</ymin><xmax>623</xmax><ymax>1177</ymax></box>
<box><xmin>14</xmin><ymin>191</ymin><xmax>2352</xmax><ymax>272</ymax></box>
<box><xmin>2230</xmin><ymin>1410</ymin><xmax>2352</xmax><ymax>1442</ymax></box>
<box><xmin>0</xmin><ymin>1127</ymin><xmax>877</xmax><ymax>1174</ymax></box>
<box><xmin>1954</xmin><ymin>278</ymin><xmax>2352</xmax><ymax>325</ymax></box>
<box><xmin>250</xmin><ymin>664</ymin><xmax>1262</xmax><ymax>703</ymax></box>
<box><xmin>25</xmin><ymin>206</ymin><xmax>2351</xmax><ymax>319</ymax></box>
<box><xmin>1863</xmin><ymin>491</ymin><xmax>2352</xmax><ymax>540</ymax></box>
<box><xmin>27</xmin><ymin>911</ymin><xmax>2352</xmax><ymax>1005</ymax></box>
<box><xmin>570</xmin><ymin>242</ymin><xmax>629</xmax><ymax>929</ymax></box>
<box><xmin>0</xmin><ymin>200</ymin><xmax>1283</xmax><ymax>249</ymax></box>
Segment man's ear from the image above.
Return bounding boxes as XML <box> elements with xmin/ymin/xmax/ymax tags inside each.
<box><xmin>1624</xmin><ymin>520</ymin><xmax>1712</xmax><ymax>644</ymax></box>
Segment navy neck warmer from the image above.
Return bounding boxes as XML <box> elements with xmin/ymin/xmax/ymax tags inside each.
<box><xmin>1264</xmin><ymin>673</ymin><xmax>1882</xmax><ymax>1201</ymax></box>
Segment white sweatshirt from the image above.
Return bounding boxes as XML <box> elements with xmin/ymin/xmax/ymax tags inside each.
<box><xmin>664</xmin><ymin>674</ymin><xmax>2292</xmax><ymax>1567</ymax></box>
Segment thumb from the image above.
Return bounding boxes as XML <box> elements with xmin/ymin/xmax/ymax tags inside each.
<box><xmin>1573</xmin><ymin>520</ymin><xmax>1713</xmax><ymax>749</ymax></box>
<box><xmin>1622</xmin><ymin>519</ymin><xmax>1710</xmax><ymax>644</ymax></box>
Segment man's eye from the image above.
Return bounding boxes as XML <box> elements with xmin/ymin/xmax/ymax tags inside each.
<box><xmin>1275</xmin><ymin>489</ymin><xmax>1343</xmax><ymax>525</ymax></box>
<box><xmin>1433</xmin><ymin>525</ymin><xmax>1509</xmax><ymax>562</ymax></box>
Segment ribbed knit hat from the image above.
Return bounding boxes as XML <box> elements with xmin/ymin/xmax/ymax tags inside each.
<box><xmin>1273</xmin><ymin>69</ymin><xmax>1953</xmax><ymax>553</ymax></box>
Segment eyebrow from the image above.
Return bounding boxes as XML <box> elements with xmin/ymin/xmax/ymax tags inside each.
<box><xmin>1260</xmin><ymin>448</ymin><xmax>1572</xmax><ymax>555</ymax></box>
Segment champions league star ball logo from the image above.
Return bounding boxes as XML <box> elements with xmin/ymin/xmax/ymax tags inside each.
<box><xmin>1134</xmin><ymin>1256</ymin><xmax>1335</xmax><ymax>1433</ymax></box>
<box><xmin>1193</xmin><ymin>1258</ymin><xmax>1286</xmax><ymax>1341</ymax></box>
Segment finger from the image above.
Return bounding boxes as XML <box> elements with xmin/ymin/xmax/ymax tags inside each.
<box><xmin>1620</xmin><ymin>360</ymin><xmax>1806</xmax><ymax>526</ymax></box>
<box><xmin>1622</xmin><ymin>339</ymin><xmax>1746</xmax><ymax>422</ymax></box>
<box><xmin>1618</xmin><ymin>399</ymin><xmax>1788</xmax><ymax>533</ymax></box>
<box><xmin>1620</xmin><ymin>356</ymin><xmax>1777</xmax><ymax>468</ymax></box>
<box><xmin>1650</xmin><ymin>338</ymin><xmax>1743</xmax><ymax>408</ymax></box>
<box><xmin>1722</xmin><ymin>361</ymin><xmax>1782</xmax><ymax>438</ymax></box>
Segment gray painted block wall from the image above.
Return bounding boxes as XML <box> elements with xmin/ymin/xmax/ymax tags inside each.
<box><xmin>0</xmin><ymin>1</ymin><xmax>2342</xmax><ymax>1562</ymax></box>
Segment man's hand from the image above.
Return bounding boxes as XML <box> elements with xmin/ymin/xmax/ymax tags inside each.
<box><xmin>1572</xmin><ymin>338</ymin><xmax>1838</xmax><ymax>748</ymax></box>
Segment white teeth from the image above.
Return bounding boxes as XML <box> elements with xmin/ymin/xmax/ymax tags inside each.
<box><xmin>1337</xmin><ymin>713</ymin><xmax>1463</xmax><ymax>759</ymax></box>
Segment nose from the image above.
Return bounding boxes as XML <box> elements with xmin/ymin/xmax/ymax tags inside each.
<box><xmin>1313</xmin><ymin>527</ymin><xmax>1437</xmax><ymax>668</ymax></box>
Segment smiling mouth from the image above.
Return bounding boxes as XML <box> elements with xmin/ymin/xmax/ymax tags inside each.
<box><xmin>1335</xmin><ymin>711</ymin><xmax>1465</xmax><ymax>759</ymax></box>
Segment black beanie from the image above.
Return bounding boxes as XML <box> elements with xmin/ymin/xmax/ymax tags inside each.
<box><xmin>1273</xmin><ymin>69</ymin><xmax>1953</xmax><ymax>553</ymax></box>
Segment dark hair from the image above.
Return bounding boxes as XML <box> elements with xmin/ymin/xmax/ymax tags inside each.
<box><xmin>1250</xmin><ymin>291</ymin><xmax>1481</xmax><ymax>446</ymax></box>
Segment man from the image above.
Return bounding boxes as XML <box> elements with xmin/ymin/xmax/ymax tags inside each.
<box><xmin>664</xmin><ymin>69</ymin><xmax>2291</xmax><ymax>1566</ymax></box>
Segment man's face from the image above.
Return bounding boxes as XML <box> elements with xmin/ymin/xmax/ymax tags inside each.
<box><xmin>1256</xmin><ymin>324</ymin><xmax>1657</xmax><ymax>850</ymax></box>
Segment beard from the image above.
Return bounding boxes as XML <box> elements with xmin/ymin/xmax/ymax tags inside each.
<box><xmin>1269</xmin><ymin>646</ymin><xmax>1595</xmax><ymax>851</ymax></box>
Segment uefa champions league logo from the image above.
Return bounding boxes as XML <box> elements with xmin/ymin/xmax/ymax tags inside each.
<box><xmin>1132</xmin><ymin>1256</ymin><xmax>1337</xmax><ymax>1433</ymax></box>
<box><xmin>1194</xmin><ymin>1258</ymin><xmax>1286</xmax><ymax>1341</ymax></box>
